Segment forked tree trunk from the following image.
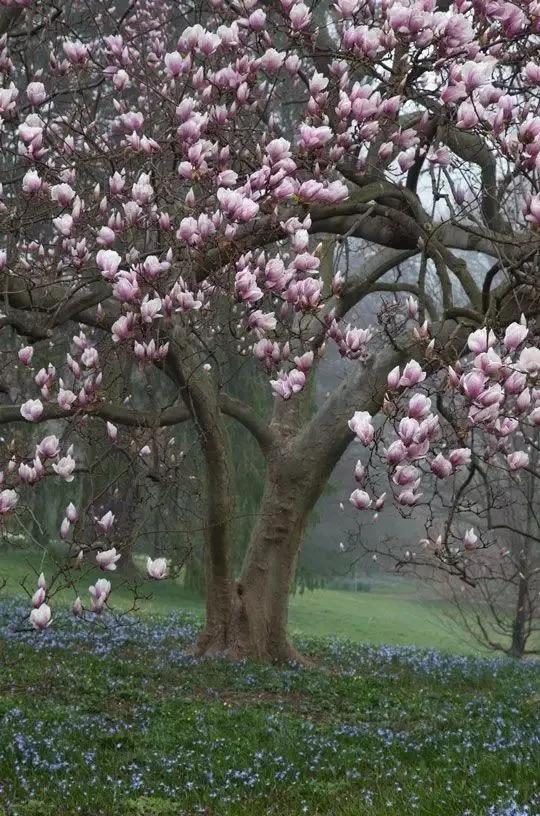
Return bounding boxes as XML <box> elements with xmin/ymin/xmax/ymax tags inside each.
<box><xmin>195</xmin><ymin>349</ymin><xmax>400</xmax><ymax>662</ymax></box>
<box><xmin>235</xmin><ymin>470</ymin><xmax>308</xmax><ymax>661</ymax></box>
<box><xmin>195</xmin><ymin>453</ymin><xmax>309</xmax><ymax>661</ymax></box>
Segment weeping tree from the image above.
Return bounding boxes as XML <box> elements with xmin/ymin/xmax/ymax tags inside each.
<box><xmin>0</xmin><ymin>0</ymin><xmax>539</xmax><ymax>660</ymax></box>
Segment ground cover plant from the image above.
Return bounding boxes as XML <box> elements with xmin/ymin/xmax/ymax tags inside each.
<box><xmin>0</xmin><ymin>595</ymin><xmax>538</xmax><ymax>816</ymax></box>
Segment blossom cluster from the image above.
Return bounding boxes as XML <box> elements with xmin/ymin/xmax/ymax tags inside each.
<box><xmin>349</xmin><ymin>310</ymin><xmax>540</xmax><ymax>555</ymax></box>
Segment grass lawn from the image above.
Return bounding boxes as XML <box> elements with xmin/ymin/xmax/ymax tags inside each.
<box><xmin>0</xmin><ymin>601</ymin><xmax>538</xmax><ymax>816</ymax></box>
<box><xmin>0</xmin><ymin>548</ymin><xmax>538</xmax><ymax>816</ymax></box>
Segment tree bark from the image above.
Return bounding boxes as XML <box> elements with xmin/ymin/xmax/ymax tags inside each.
<box><xmin>510</xmin><ymin>566</ymin><xmax>529</xmax><ymax>659</ymax></box>
<box><xmin>167</xmin><ymin>331</ymin><xmax>237</xmax><ymax>655</ymax></box>
<box><xmin>195</xmin><ymin>348</ymin><xmax>402</xmax><ymax>661</ymax></box>
<box><xmin>510</xmin><ymin>463</ymin><xmax>535</xmax><ymax>659</ymax></box>
<box><xmin>235</xmin><ymin>461</ymin><xmax>308</xmax><ymax>660</ymax></box>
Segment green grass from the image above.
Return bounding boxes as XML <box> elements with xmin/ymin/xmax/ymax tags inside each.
<box><xmin>0</xmin><ymin>548</ymin><xmax>538</xmax><ymax>815</ymax></box>
<box><xmin>2</xmin><ymin>548</ymin><xmax>475</xmax><ymax>653</ymax></box>
<box><xmin>288</xmin><ymin>588</ymin><xmax>474</xmax><ymax>652</ymax></box>
<box><xmin>0</xmin><ymin>603</ymin><xmax>538</xmax><ymax>816</ymax></box>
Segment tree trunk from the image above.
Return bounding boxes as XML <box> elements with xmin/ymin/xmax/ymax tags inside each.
<box><xmin>167</xmin><ymin>330</ymin><xmax>238</xmax><ymax>657</ymax></box>
<box><xmin>189</xmin><ymin>399</ymin><xmax>236</xmax><ymax>655</ymax></box>
<box><xmin>196</xmin><ymin>470</ymin><xmax>307</xmax><ymax>661</ymax></box>
<box><xmin>510</xmin><ymin>569</ymin><xmax>528</xmax><ymax>659</ymax></box>
<box><xmin>510</xmin><ymin>458</ymin><xmax>536</xmax><ymax>659</ymax></box>
<box><xmin>194</xmin><ymin>349</ymin><xmax>400</xmax><ymax>662</ymax></box>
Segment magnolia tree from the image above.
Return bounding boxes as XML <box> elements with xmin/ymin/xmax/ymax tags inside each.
<box><xmin>0</xmin><ymin>0</ymin><xmax>539</xmax><ymax>660</ymax></box>
<box><xmin>347</xmin><ymin>323</ymin><xmax>540</xmax><ymax>656</ymax></box>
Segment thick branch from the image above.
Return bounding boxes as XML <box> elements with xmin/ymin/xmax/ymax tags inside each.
<box><xmin>0</xmin><ymin>402</ymin><xmax>191</xmax><ymax>428</ymax></box>
<box><xmin>220</xmin><ymin>393</ymin><xmax>274</xmax><ymax>456</ymax></box>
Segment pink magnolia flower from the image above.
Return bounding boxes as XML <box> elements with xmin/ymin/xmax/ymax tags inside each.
<box><xmin>398</xmin><ymin>360</ymin><xmax>426</xmax><ymax>388</ymax></box>
<box><xmin>354</xmin><ymin>460</ymin><xmax>365</xmax><ymax>483</ymax></box>
<box><xmin>37</xmin><ymin>435</ymin><xmax>60</xmax><ymax>459</ymax></box>
<box><xmin>113</xmin><ymin>271</ymin><xmax>140</xmax><ymax>302</ymax></box>
<box><xmin>22</xmin><ymin>170</ymin><xmax>42</xmax><ymax>194</ymax></box>
<box><xmin>96</xmin><ymin>547</ymin><xmax>121</xmax><ymax>571</ymax></box>
<box><xmin>260</xmin><ymin>48</ymin><xmax>285</xmax><ymax>72</ymax></box>
<box><xmin>20</xmin><ymin>399</ymin><xmax>43</xmax><ymax>422</ymax></box>
<box><xmin>467</xmin><ymin>327</ymin><xmax>496</xmax><ymax>354</ymax></box>
<box><xmin>504</xmin><ymin>370</ymin><xmax>527</xmax><ymax>395</ymax></box>
<box><xmin>449</xmin><ymin>448</ymin><xmax>471</xmax><ymax>468</ymax></box>
<box><xmin>524</xmin><ymin>62</ymin><xmax>540</xmax><ymax>85</ymax></box>
<box><xmin>50</xmin><ymin>183</ymin><xmax>75</xmax><ymax>207</ymax></box>
<box><xmin>398</xmin><ymin>490</ymin><xmax>422</xmax><ymax>506</ymax></box>
<box><xmin>217</xmin><ymin>188</ymin><xmax>259</xmax><ymax>222</ymax></box>
<box><xmin>392</xmin><ymin>465</ymin><xmax>420</xmax><ymax>487</ymax></box>
<box><xmin>140</xmin><ymin>295</ymin><xmax>162</xmax><ymax>323</ymax></box>
<box><xmin>373</xmin><ymin>493</ymin><xmax>386</xmax><ymax>510</ymax></box>
<box><xmin>529</xmin><ymin>407</ymin><xmax>540</xmax><ymax>426</ymax></box>
<box><xmin>89</xmin><ymin>578</ymin><xmax>111</xmax><ymax>612</ymax></box>
<box><xmin>141</xmin><ymin>256</ymin><xmax>170</xmax><ymax>279</ymax></box>
<box><xmin>349</xmin><ymin>489</ymin><xmax>372</xmax><ymax>509</ymax></box>
<box><xmin>398</xmin><ymin>417</ymin><xmax>419</xmax><ymax>445</ymax></box>
<box><xmin>387</xmin><ymin>366</ymin><xmax>401</xmax><ymax>390</ymax></box>
<box><xmin>63</xmin><ymin>40</ymin><xmax>89</xmax><ymax>65</ymax></box>
<box><xmin>66</xmin><ymin>502</ymin><xmax>78</xmax><ymax>523</ymax></box>
<box><xmin>60</xmin><ymin>517</ymin><xmax>71</xmax><ymax>539</ymax></box>
<box><xmin>525</xmin><ymin>194</ymin><xmax>540</xmax><ymax>228</ymax></box>
<box><xmin>515</xmin><ymin>388</ymin><xmax>531</xmax><ymax>414</ymax></box>
<box><xmin>53</xmin><ymin>214</ymin><xmax>73</xmax><ymax>236</ymax></box>
<box><xmin>288</xmin><ymin>369</ymin><xmax>306</xmax><ymax>393</ymax></box>
<box><xmin>29</xmin><ymin>603</ymin><xmax>52</xmax><ymax>631</ymax></box>
<box><xmin>294</xmin><ymin>351</ymin><xmax>314</xmax><ymax>373</ymax></box>
<box><xmin>299</xmin><ymin>123</ymin><xmax>333</xmax><ymax>149</ymax></box>
<box><xmin>430</xmin><ymin>454</ymin><xmax>453</xmax><ymax>478</ymax></box>
<box><xmin>95</xmin><ymin>510</ymin><xmax>115</xmax><ymax>532</ymax></box>
<box><xmin>461</xmin><ymin>370</ymin><xmax>487</xmax><ymax>400</ymax></box>
<box><xmin>18</xmin><ymin>346</ymin><xmax>34</xmax><ymax>365</ymax></box>
<box><xmin>58</xmin><ymin>387</ymin><xmax>77</xmax><ymax>411</ymax></box>
<box><xmin>111</xmin><ymin>314</ymin><xmax>135</xmax><ymax>343</ymax></box>
<box><xmin>456</xmin><ymin>100</ymin><xmax>479</xmax><ymax>130</ymax></box>
<box><xmin>0</xmin><ymin>489</ymin><xmax>18</xmax><ymax>514</ymax></box>
<box><xmin>164</xmin><ymin>51</ymin><xmax>184</xmax><ymax>77</ymax></box>
<box><xmin>97</xmin><ymin>226</ymin><xmax>116</xmax><ymax>246</ymax></box>
<box><xmin>406</xmin><ymin>296</ymin><xmax>419</xmax><ymax>320</ymax></box>
<box><xmin>73</xmin><ymin>597</ymin><xmax>83</xmax><ymax>617</ymax></box>
<box><xmin>385</xmin><ymin>440</ymin><xmax>408</xmax><ymax>465</ymax></box>
<box><xmin>52</xmin><ymin>455</ymin><xmax>76</xmax><ymax>482</ymax></box>
<box><xmin>475</xmin><ymin>349</ymin><xmax>502</xmax><ymax>376</ymax></box>
<box><xmin>96</xmin><ymin>249</ymin><xmax>122</xmax><ymax>280</ymax></box>
<box><xmin>518</xmin><ymin>347</ymin><xmax>540</xmax><ymax>375</ymax></box>
<box><xmin>503</xmin><ymin>318</ymin><xmax>528</xmax><ymax>350</ymax></box>
<box><xmin>106</xmin><ymin>422</ymin><xmax>118</xmax><ymax>441</ymax></box>
<box><xmin>146</xmin><ymin>557</ymin><xmax>169</xmax><ymax>579</ymax></box>
<box><xmin>248</xmin><ymin>310</ymin><xmax>277</xmax><ymax>333</ymax></box>
<box><xmin>408</xmin><ymin>394</ymin><xmax>431</xmax><ymax>419</ymax></box>
<box><xmin>335</xmin><ymin>0</ymin><xmax>360</xmax><ymax>17</ymax></box>
<box><xmin>507</xmin><ymin>451</ymin><xmax>529</xmax><ymax>470</ymax></box>
<box><xmin>447</xmin><ymin>366</ymin><xmax>461</xmax><ymax>388</ymax></box>
<box><xmin>26</xmin><ymin>81</ymin><xmax>46</xmax><ymax>106</ymax></box>
<box><xmin>290</xmin><ymin>2</ymin><xmax>311</xmax><ymax>30</ymax></box>
<box><xmin>32</xmin><ymin>587</ymin><xmax>46</xmax><ymax>608</ymax></box>
<box><xmin>270</xmin><ymin>373</ymin><xmax>291</xmax><ymax>400</ymax></box>
<box><xmin>463</xmin><ymin>528</ymin><xmax>478</xmax><ymax>550</ymax></box>
<box><xmin>348</xmin><ymin>411</ymin><xmax>375</xmax><ymax>445</ymax></box>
